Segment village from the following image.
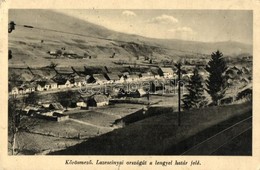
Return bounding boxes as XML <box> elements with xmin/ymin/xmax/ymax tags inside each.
<box><xmin>9</xmin><ymin>53</ymin><xmax>252</xmax><ymax>126</ymax></box>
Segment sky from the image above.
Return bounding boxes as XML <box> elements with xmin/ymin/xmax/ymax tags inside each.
<box><xmin>56</xmin><ymin>9</ymin><xmax>252</xmax><ymax>44</ymax></box>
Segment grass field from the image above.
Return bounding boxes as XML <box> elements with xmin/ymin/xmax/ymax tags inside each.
<box><xmin>15</xmin><ymin>131</ymin><xmax>84</xmax><ymax>155</ymax></box>
<box><xmin>50</xmin><ymin>102</ymin><xmax>252</xmax><ymax>155</ymax></box>
<box><xmin>23</xmin><ymin>117</ymin><xmax>103</xmax><ymax>139</ymax></box>
<box><xmin>94</xmin><ymin>103</ymin><xmax>144</xmax><ymax>118</ymax></box>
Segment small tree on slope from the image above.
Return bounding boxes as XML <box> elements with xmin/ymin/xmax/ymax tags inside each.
<box><xmin>182</xmin><ymin>67</ymin><xmax>207</xmax><ymax>110</ymax></box>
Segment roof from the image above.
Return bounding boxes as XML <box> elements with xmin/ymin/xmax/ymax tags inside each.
<box><xmin>50</xmin><ymin>102</ymin><xmax>64</xmax><ymax>110</ymax></box>
<box><xmin>72</xmin><ymin>67</ymin><xmax>86</xmax><ymax>74</ymax></box>
<box><xmin>55</xmin><ymin>67</ymin><xmax>75</xmax><ymax>74</ymax></box>
<box><xmin>55</xmin><ymin>79</ymin><xmax>69</xmax><ymax>85</ymax></box>
<box><xmin>74</xmin><ymin>76</ymin><xmax>86</xmax><ymax>82</ymax></box>
<box><xmin>93</xmin><ymin>74</ymin><xmax>107</xmax><ymax>81</ymax></box>
<box><xmin>21</xmin><ymin>82</ymin><xmax>37</xmax><ymax>89</ymax></box>
<box><xmin>137</xmin><ymin>88</ymin><xmax>147</xmax><ymax>95</ymax></box>
<box><xmin>37</xmin><ymin>81</ymin><xmax>46</xmax><ymax>87</ymax></box>
<box><xmin>129</xmin><ymin>74</ymin><xmax>140</xmax><ymax>79</ymax></box>
<box><xmin>24</xmin><ymin>105</ymin><xmax>41</xmax><ymax>112</ymax></box>
<box><xmin>93</xmin><ymin>95</ymin><xmax>108</xmax><ymax>103</ymax></box>
<box><xmin>140</xmin><ymin>72</ymin><xmax>153</xmax><ymax>78</ymax></box>
<box><xmin>46</xmin><ymin>79</ymin><xmax>57</xmax><ymax>85</ymax></box>
<box><xmin>160</xmin><ymin>67</ymin><xmax>174</xmax><ymax>74</ymax></box>
<box><xmin>106</xmin><ymin>73</ymin><xmax>119</xmax><ymax>80</ymax></box>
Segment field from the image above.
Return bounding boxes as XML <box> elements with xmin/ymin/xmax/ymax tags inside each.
<box><xmin>15</xmin><ymin>131</ymin><xmax>84</xmax><ymax>155</ymax></box>
<box><xmin>9</xmin><ymin>10</ymin><xmax>252</xmax><ymax>68</ymax></box>
<box><xmin>14</xmin><ymin>102</ymin><xmax>149</xmax><ymax>154</ymax></box>
<box><xmin>50</xmin><ymin>102</ymin><xmax>252</xmax><ymax>155</ymax></box>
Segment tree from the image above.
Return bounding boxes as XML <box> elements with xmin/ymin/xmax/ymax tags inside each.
<box><xmin>25</xmin><ymin>92</ymin><xmax>40</xmax><ymax>105</ymax></box>
<box><xmin>8</xmin><ymin>95</ymin><xmax>38</xmax><ymax>155</ymax></box>
<box><xmin>8</xmin><ymin>50</ymin><xmax>12</xmax><ymax>60</ymax></box>
<box><xmin>206</xmin><ymin>50</ymin><xmax>228</xmax><ymax>105</ymax></box>
<box><xmin>182</xmin><ymin>67</ymin><xmax>207</xmax><ymax>110</ymax></box>
<box><xmin>8</xmin><ymin>96</ymin><xmax>19</xmax><ymax>155</ymax></box>
<box><xmin>55</xmin><ymin>90</ymin><xmax>75</xmax><ymax>110</ymax></box>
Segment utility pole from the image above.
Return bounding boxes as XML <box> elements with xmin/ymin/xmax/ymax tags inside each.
<box><xmin>176</xmin><ymin>62</ymin><xmax>182</xmax><ymax>126</ymax></box>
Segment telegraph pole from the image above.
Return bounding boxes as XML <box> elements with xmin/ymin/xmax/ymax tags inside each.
<box><xmin>176</xmin><ymin>62</ymin><xmax>182</xmax><ymax>126</ymax></box>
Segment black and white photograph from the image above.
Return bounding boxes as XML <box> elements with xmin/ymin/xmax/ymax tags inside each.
<box><xmin>7</xmin><ymin>9</ymin><xmax>253</xmax><ymax>156</ymax></box>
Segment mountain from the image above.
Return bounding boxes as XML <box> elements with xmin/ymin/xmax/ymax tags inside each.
<box><xmin>8</xmin><ymin>9</ymin><xmax>252</xmax><ymax>68</ymax></box>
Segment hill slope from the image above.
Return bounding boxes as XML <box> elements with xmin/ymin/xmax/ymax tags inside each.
<box><xmin>8</xmin><ymin>10</ymin><xmax>252</xmax><ymax>68</ymax></box>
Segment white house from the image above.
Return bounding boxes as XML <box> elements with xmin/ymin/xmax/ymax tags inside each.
<box><xmin>74</xmin><ymin>77</ymin><xmax>86</xmax><ymax>87</ymax></box>
<box><xmin>11</xmin><ymin>87</ymin><xmax>19</xmax><ymax>95</ymax></box>
<box><xmin>57</xmin><ymin>79</ymin><xmax>71</xmax><ymax>89</ymax></box>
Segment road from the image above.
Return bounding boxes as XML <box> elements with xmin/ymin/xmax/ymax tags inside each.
<box><xmin>181</xmin><ymin>116</ymin><xmax>252</xmax><ymax>155</ymax></box>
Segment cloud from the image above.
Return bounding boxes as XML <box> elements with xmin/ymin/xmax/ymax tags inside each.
<box><xmin>122</xmin><ymin>10</ymin><xmax>137</xmax><ymax>17</ymax></box>
<box><xmin>149</xmin><ymin>14</ymin><xmax>178</xmax><ymax>25</ymax></box>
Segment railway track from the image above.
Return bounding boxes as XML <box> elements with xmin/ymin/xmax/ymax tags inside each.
<box><xmin>181</xmin><ymin>116</ymin><xmax>252</xmax><ymax>155</ymax></box>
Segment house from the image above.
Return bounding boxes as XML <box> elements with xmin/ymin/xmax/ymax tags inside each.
<box><xmin>32</xmin><ymin>110</ymin><xmax>69</xmax><ymax>122</ymax></box>
<box><xmin>23</xmin><ymin>104</ymin><xmax>41</xmax><ymax>114</ymax></box>
<box><xmin>53</xmin><ymin>112</ymin><xmax>69</xmax><ymax>122</ymax></box>
<box><xmin>125</xmin><ymin>74</ymin><xmax>139</xmax><ymax>82</ymax></box>
<box><xmin>18</xmin><ymin>87</ymin><xmax>25</xmax><ymax>94</ymax></box>
<box><xmin>150</xmin><ymin>81</ymin><xmax>165</xmax><ymax>93</ymax></box>
<box><xmin>10</xmin><ymin>86</ymin><xmax>19</xmax><ymax>95</ymax></box>
<box><xmin>128</xmin><ymin>88</ymin><xmax>147</xmax><ymax>98</ymax></box>
<box><xmin>47</xmin><ymin>80</ymin><xmax>58</xmax><ymax>90</ymax></box>
<box><xmin>76</xmin><ymin>96</ymin><xmax>89</xmax><ymax>109</ymax></box>
<box><xmin>71</xmin><ymin>67</ymin><xmax>86</xmax><ymax>76</ymax></box>
<box><xmin>88</xmin><ymin>94</ymin><xmax>109</xmax><ymax>107</ymax></box>
<box><xmin>37</xmin><ymin>81</ymin><xmax>50</xmax><ymax>91</ymax></box>
<box><xmin>152</xmin><ymin>72</ymin><xmax>161</xmax><ymax>79</ymax></box>
<box><xmin>74</xmin><ymin>77</ymin><xmax>87</xmax><ymax>87</ymax></box>
<box><xmin>158</xmin><ymin>67</ymin><xmax>175</xmax><ymax>78</ymax></box>
<box><xmin>139</xmin><ymin>72</ymin><xmax>154</xmax><ymax>80</ymax></box>
<box><xmin>105</xmin><ymin>73</ymin><xmax>121</xmax><ymax>83</ymax></box>
<box><xmin>56</xmin><ymin>79</ymin><xmax>71</xmax><ymax>89</ymax></box>
<box><xmin>92</xmin><ymin>74</ymin><xmax>108</xmax><ymax>84</ymax></box>
<box><xmin>49</xmin><ymin>102</ymin><xmax>64</xmax><ymax>113</ymax></box>
<box><xmin>21</xmin><ymin>83</ymin><xmax>36</xmax><ymax>94</ymax></box>
<box><xmin>48</xmin><ymin>50</ymin><xmax>58</xmax><ymax>56</ymax></box>
<box><xmin>86</xmin><ymin>75</ymin><xmax>96</xmax><ymax>84</ymax></box>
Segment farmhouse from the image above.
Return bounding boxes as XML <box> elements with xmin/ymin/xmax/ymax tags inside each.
<box><xmin>46</xmin><ymin>80</ymin><xmax>58</xmax><ymax>90</ymax></box>
<box><xmin>150</xmin><ymin>81</ymin><xmax>165</xmax><ymax>93</ymax></box>
<box><xmin>49</xmin><ymin>102</ymin><xmax>64</xmax><ymax>113</ymax></box>
<box><xmin>37</xmin><ymin>81</ymin><xmax>50</xmax><ymax>91</ymax></box>
<box><xmin>10</xmin><ymin>86</ymin><xmax>19</xmax><ymax>95</ymax></box>
<box><xmin>88</xmin><ymin>94</ymin><xmax>109</xmax><ymax>107</ymax></box>
<box><xmin>105</xmin><ymin>73</ymin><xmax>121</xmax><ymax>83</ymax></box>
<box><xmin>125</xmin><ymin>74</ymin><xmax>140</xmax><ymax>82</ymax></box>
<box><xmin>139</xmin><ymin>72</ymin><xmax>154</xmax><ymax>80</ymax></box>
<box><xmin>128</xmin><ymin>88</ymin><xmax>147</xmax><ymax>98</ymax></box>
<box><xmin>56</xmin><ymin>79</ymin><xmax>71</xmax><ymax>89</ymax></box>
<box><xmin>158</xmin><ymin>67</ymin><xmax>175</xmax><ymax>78</ymax></box>
<box><xmin>23</xmin><ymin>104</ymin><xmax>42</xmax><ymax>114</ymax></box>
<box><xmin>21</xmin><ymin>83</ymin><xmax>36</xmax><ymax>93</ymax></box>
<box><xmin>85</xmin><ymin>75</ymin><xmax>95</xmax><ymax>84</ymax></box>
<box><xmin>92</xmin><ymin>74</ymin><xmax>108</xmax><ymax>84</ymax></box>
<box><xmin>76</xmin><ymin>96</ymin><xmax>89</xmax><ymax>109</ymax></box>
<box><xmin>71</xmin><ymin>67</ymin><xmax>86</xmax><ymax>76</ymax></box>
<box><xmin>74</xmin><ymin>77</ymin><xmax>87</xmax><ymax>87</ymax></box>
